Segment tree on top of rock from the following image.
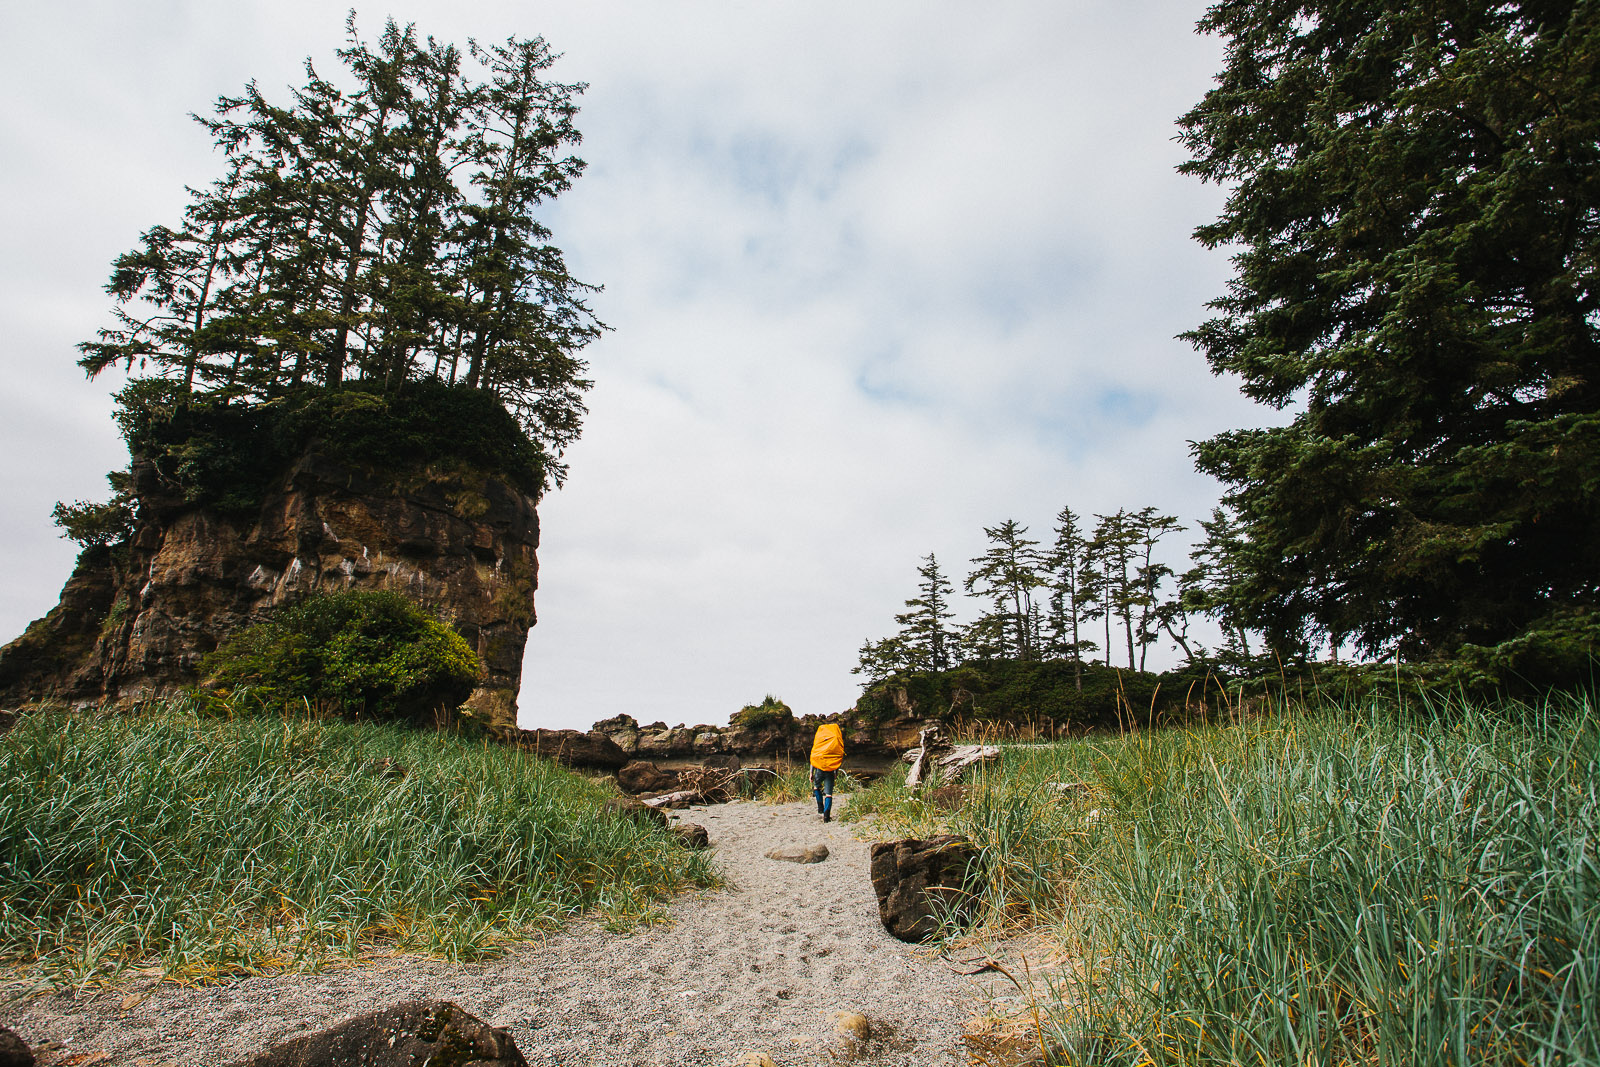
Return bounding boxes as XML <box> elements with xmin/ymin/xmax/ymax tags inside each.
<box><xmin>77</xmin><ymin>15</ymin><xmax>601</xmax><ymax>488</ymax></box>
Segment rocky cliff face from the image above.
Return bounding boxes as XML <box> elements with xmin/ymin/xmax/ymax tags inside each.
<box><xmin>0</xmin><ymin>449</ymin><xmax>539</xmax><ymax>726</ymax></box>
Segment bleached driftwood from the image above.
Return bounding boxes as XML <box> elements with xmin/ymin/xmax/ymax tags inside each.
<box><xmin>903</xmin><ymin>724</ymin><xmax>1000</xmax><ymax>788</ymax></box>
<box><xmin>641</xmin><ymin>789</ymin><xmax>704</xmax><ymax>809</ymax></box>
<box><xmin>904</xmin><ymin>724</ymin><xmax>951</xmax><ymax>789</ymax></box>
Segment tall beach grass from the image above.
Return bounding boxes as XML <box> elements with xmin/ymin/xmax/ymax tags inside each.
<box><xmin>0</xmin><ymin>700</ymin><xmax>716</xmax><ymax>987</ymax></box>
<box><xmin>853</xmin><ymin>694</ymin><xmax>1599</xmax><ymax>1065</ymax></box>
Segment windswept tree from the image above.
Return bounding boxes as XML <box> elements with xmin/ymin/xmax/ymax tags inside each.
<box><xmin>894</xmin><ymin>554</ymin><xmax>958</xmax><ymax>672</ymax></box>
<box><xmin>851</xmin><ymin>634</ymin><xmax>911</xmax><ymax>683</ymax></box>
<box><xmin>965</xmin><ymin>520</ymin><xmax>1045</xmax><ymax>660</ymax></box>
<box><xmin>1182</xmin><ymin>0</ymin><xmax>1600</xmax><ymax>662</ymax></box>
<box><xmin>1043</xmin><ymin>505</ymin><xmax>1096</xmax><ymax>688</ymax></box>
<box><xmin>854</xmin><ymin>554</ymin><xmax>959</xmax><ymax>679</ymax></box>
<box><xmin>77</xmin><ymin>16</ymin><xmax>601</xmax><ymax>488</ymax></box>
<box><xmin>1130</xmin><ymin>507</ymin><xmax>1183</xmax><ymax>672</ymax></box>
<box><xmin>1086</xmin><ymin>511</ymin><xmax>1140</xmax><ymax>669</ymax></box>
<box><xmin>1178</xmin><ymin>505</ymin><xmax>1262</xmax><ymax>669</ymax></box>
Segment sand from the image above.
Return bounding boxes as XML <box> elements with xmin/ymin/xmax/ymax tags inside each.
<box><xmin>2</xmin><ymin>796</ymin><xmax>1015</xmax><ymax>1067</ymax></box>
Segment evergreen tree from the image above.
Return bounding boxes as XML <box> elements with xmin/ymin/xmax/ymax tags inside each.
<box><xmin>1178</xmin><ymin>505</ymin><xmax>1260</xmax><ymax>669</ymax></box>
<box><xmin>1043</xmin><ymin>505</ymin><xmax>1096</xmax><ymax>688</ymax></box>
<box><xmin>1087</xmin><ymin>511</ymin><xmax>1141</xmax><ymax>669</ymax></box>
<box><xmin>852</xmin><ymin>635</ymin><xmax>911</xmax><ymax>682</ymax></box>
<box><xmin>1130</xmin><ymin>507</ymin><xmax>1183</xmax><ymax>672</ymax></box>
<box><xmin>893</xmin><ymin>553</ymin><xmax>957</xmax><ymax>672</ymax></box>
<box><xmin>965</xmin><ymin>520</ymin><xmax>1045</xmax><ymax>660</ymax></box>
<box><xmin>1181</xmin><ymin>0</ymin><xmax>1600</xmax><ymax>660</ymax></box>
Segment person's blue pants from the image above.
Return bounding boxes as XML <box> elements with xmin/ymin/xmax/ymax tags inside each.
<box><xmin>811</xmin><ymin>769</ymin><xmax>836</xmax><ymax>816</ymax></box>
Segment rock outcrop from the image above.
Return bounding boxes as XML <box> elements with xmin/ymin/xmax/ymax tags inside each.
<box><xmin>590</xmin><ymin>711</ymin><xmax>928</xmax><ymax>765</ymax></box>
<box><xmin>0</xmin><ymin>450</ymin><xmax>539</xmax><ymax>727</ymax></box>
<box><xmin>487</xmin><ymin>725</ymin><xmax>629</xmax><ymax>767</ymax></box>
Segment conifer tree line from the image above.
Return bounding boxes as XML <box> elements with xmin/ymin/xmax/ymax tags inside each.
<box><xmin>78</xmin><ymin>15</ymin><xmax>602</xmax><ymax>476</ymax></box>
<box><xmin>855</xmin><ymin>505</ymin><xmax>1249</xmax><ymax>688</ymax></box>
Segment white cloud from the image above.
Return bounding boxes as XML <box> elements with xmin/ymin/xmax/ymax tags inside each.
<box><xmin>0</xmin><ymin>0</ymin><xmax>1274</xmax><ymax>730</ymax></box>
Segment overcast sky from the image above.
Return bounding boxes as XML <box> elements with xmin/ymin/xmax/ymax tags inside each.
<box><xmin>0</xmin><ymin>1</ymin><xmax>1268</xmax><ymax>731</ymax></box>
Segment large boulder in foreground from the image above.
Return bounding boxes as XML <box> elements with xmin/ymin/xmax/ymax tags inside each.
<box><xmin>869</xmin><ymin>835</ymin><xmax>980</xmax><ymax>943</ymax></box>
<box><xmin>0</xmin><ymin>1027</ymin><xmax>34</xmax><ymax>1067</ymax></box>
<box><xmin>236</xmin><ymin>1000</ymin><xmax>524</xmax><ymax>1067</ymax></box>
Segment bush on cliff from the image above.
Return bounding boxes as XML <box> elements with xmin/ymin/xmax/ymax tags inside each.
<box><xmin>732</xmin><ymin>694</ymin><xmax>795</xmax><ymax>730</ymax></box>
<box><xmin>204</xmin><ymin>590</ymin><xmax>479</xmax><ymax>722</ymax></box>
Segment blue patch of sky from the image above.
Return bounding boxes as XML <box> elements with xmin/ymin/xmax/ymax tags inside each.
<box><xmin>852</xmin><ymin>343</ymin><xmax>928</xmax><ymax>409</ymax></box>
<box><xmin>727</xmin><ymin>132</ymin><xmax>805</xmax><ymax>207</ymax></box>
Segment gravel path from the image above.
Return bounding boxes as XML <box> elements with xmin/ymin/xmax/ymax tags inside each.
<box><xmin>3</xmin><ymin>797</ymin><xmax>995</xmax><ymax>1066</ymax></box>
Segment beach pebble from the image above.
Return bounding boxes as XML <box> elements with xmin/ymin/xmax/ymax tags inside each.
<box><xmin>764</xmin><ymin>844</ymin><xmax>829</xmax><ymax>864</ymax></box>
<box><xmin>836</xmin><ymin>1012</ymin><xmax>872</xmax><ymax>1041</ymax></box>
<box><xmin>739</xmin><ymin>1053</ymin><xmax>777</xmax><ymax>1067</ymax></box>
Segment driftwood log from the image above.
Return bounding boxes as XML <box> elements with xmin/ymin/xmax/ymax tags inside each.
<box><xmin>903</xmin><ymin>725</ymin><xmax>999</xmax><ymax>788</ymax></box>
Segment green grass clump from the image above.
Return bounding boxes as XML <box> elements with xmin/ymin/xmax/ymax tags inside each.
<box><xmin>853</xmin><ymin>695</ymin><xmax>1600</xmax><ymax>1065</ymax></box>
<box><xmin>732</xmin><ymin>694</ymin><xmax>795</xmax><ymax>730</ymax></box>
<box><xmin>0</xmin><ymin>701</ymin><xmax>716</xmax><ymax>987</ymax></box>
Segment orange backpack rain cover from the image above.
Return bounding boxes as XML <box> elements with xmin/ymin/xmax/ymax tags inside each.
<box><xmin>810</xmin><ymin>723</ymin><xmax>845</xmax><ymax>771</ymax></box>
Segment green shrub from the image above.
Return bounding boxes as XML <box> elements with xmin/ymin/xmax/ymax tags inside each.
<box><xmin>0</xmin><ymin>702</ymin><xmax>716</xmax><ymax>985</ymax></box>
<box><xmin>204</xmin><ymin>590</ymin><xmax>479</xmax><ymax>722</ymax></box>
<box><xmin>732</xmin><ymin>694</ymin><xmax>795</xmax><ymax>729</ymax></box>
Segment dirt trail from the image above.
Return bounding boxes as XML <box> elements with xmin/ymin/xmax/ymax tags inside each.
<box><xmin>4</xmin><ymin>797</ymin><xmax>1009</xmax><ymax>1067</ymax></box>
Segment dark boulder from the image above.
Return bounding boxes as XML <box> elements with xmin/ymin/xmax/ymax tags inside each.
<box><xmin>669</xmin><ymin>822</ymin><xmax>710</xmax><ymax>849</ymax></box>
<box><xmin>702</xmin><ymin>753</ymin><xmax>741</xmax><ymax>770</ymax></box>
<box><xmin>617</xmin><ymin>760</ymin><xmax>680</xmax><ymax>795</ymax></box>
<box><xmin>869</xmin><ymin>835</ymin><xmax>980</xmax><ymax>943</ymax></box>
<box><xmin>236</xmin><ymin>1000</ymin><xmax>524</xmax><ymax>1067</ymax></box>
<box><xmin>0</xmin><ymin>1028</ymin><xmax>34</xmax><ymax>1067</ymax></box>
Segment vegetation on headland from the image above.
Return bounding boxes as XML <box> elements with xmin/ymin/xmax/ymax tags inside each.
<box><xmin>0</xmin><ymin>699</ymin><xmax>715</xmax><ymax>988</ymax></box>
<box><xmin>54</xmin><ymin>14</ymin><xmax>600</xmax><ymax>551</ymax></box>
<box><xmin>850</xmin><ymin>692</ymin><xmax>1600</xmax><ymax>1064</ymax></box>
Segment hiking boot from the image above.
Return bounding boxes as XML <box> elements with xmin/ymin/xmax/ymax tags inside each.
<box><xmin>823</xmin><ymin>812</ymin><xmax>831</xmax><ymax>823</ymax></box>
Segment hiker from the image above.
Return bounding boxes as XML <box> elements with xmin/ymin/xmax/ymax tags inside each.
<box><xmin>810</xmin><ymin>722</ymin><xmax>845</xmax><ymax>822</ymax></box>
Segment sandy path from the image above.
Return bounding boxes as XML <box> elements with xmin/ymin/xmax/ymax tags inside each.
<box><xmin>4</xmin><ymin>797</ymin><xmax>990</xmax><ymax>1067</ymax></box>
